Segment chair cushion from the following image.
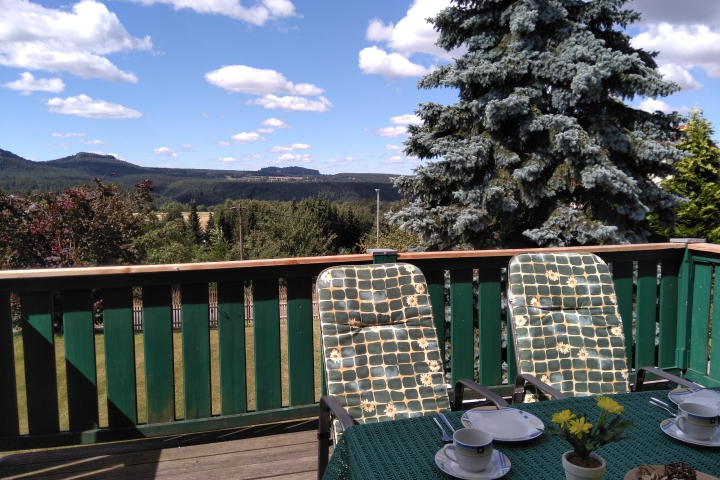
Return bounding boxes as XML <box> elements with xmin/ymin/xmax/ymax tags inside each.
<box><xmin>317</xmin><ymin>263</ymin><xmax>450</xmax><ymax>433</ymax></box>
<box><xmin>508</xmin><ymin>252</ymin><xmax>629</xmax><ymax>397</ymax></box>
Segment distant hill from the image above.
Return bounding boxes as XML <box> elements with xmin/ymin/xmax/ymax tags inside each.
<box><xmin>0</xmin><ymin>150</ymin><xmax>401</xmax><ymax>205</ymax></box>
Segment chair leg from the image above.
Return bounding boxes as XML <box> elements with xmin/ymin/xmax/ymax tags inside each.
<box><xmin>317</xmin><ymin>399</ymin><xmax>331</xmax><ymax>480</ymax></box>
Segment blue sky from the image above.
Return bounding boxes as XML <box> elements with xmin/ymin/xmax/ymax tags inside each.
<box><xmin>1</xmin><ymin>0</ymin><xmax>719</xmax><ymax>175</ymax></box>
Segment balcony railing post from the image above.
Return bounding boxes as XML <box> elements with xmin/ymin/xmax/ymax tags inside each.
<box><xmin>367</xmin><ymin>248</ymin><xmax>397</xmax><ymax>264</ymax></box>
<box><xmin>675</xmin><ymin>243</ymin><xmax>695</xmax><ymax>370</ymax></box>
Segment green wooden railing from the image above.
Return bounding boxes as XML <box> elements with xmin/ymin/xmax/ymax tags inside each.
<box><xmin>1</xmin><ymin>242</ymin><xmax>718</xmax><ymax>452</ymax></box>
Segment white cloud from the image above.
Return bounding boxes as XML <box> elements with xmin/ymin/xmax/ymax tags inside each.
<box><xmin>385</xmin><ymin>145</ymin><xmax>402</xmax><ymax>151</ymax></box>
<box><xmin>219</xmin><ymin>157</ymin><xmax>236</xmax><ymax>163</ymax></box>
<box><xmin>269</xmin><ymin>143</ymin><xmax>310</xmax><ymax>152</ymax></box>
<box><xmin>154</xmin><ymin>147</ymin><xmax>177</xmax><ymax>157</ymax></box>
<box><xmin>205</xmin><ymin>65</ymin><xmax>323</xmax><ymax>95</ymax></box>
<box><xmin>80</xmin><ymin>139</ymin><xmax>107</xmax><ymax>145</ymax></box>
<box><xmin>359</xmin><ymin>46</ymin><xmax>431</xmax><ymax>78</ymax></box>
<box><xmin>215</xmin><ymin>141</ymin><xmax>230</xmax><ymax>146</ymax></box>
<box><xmin>386</xmin><ymin>156</ymin><xmax>404</xmax><ymax>164</ymax></box>
<box><xmin>638</xmin><ymin>98</ymin><xmax>690</xmax><ymax>114</ymax></box>
<box><xmin>658</xmin><ymin>64</ymin><xmax>703</xmax><ymax>90</ymax></box>
<box><xmin>52</xmin><ymin>132</ymin><xmax>85</xmax><ymax>137</ymax></box>
<box><xmin>46</xmin><ymin>95</ymin><xmax>142</xmax><ymax>119</ymax></box>
<box><xmin>0</xmin><ymin>0</ymin><xmax>151</xmax><ymax>82</ymax></box>
<box><xmin>630</xmin><ymin>0</ymin><xmax>720</xmax><ymax>29</ymax></box>
<box><xmin>632</xmin><ymin>23</ymin><xmax>720</xmax><ymax>77</ymax></box>
<box><xmin>251</xmin><ymin>94</ymin><xmax>332</xmax><ymax>112</ymax></box>
<box><xmin>2</xmin><ymin>72</ymin><xmax>64</xmax><ymax>95</ymax></box>
<box><xmin>130</xmin><ymin>0</ymin><xmax>295</xmax><ymax>25</ymax></box>
<box><xmin>390</xmin><ymin>114</ymin><xmax>422</xmax><ymax>125</ymax></box>
<box><xmin>276</xmin><ymin>153</ymin><xmax>313</xmax><ymax>163</ymax></box>
<box><xmin>256</xmin><ymin>127</ymin><xmax>274</xmax><ymax>133</ymax></box>
<box><xmin>243</xmin><ymin>153</ymin><xmax>264</xmax><ymax>160</ymax></box>
<box><xmin>231</xmin><ymin>132</ymin><xmax>265</xmax><ymax>143</ymax></box>
<box><xmin>261</xmin><ymin>117</ymin><xmax>291</xmax><ymax>128</ymax></box>
<box><xmin>373</xmin><ymin>126</ymin><xmax>408</xmax><ymax>137</ymax></box>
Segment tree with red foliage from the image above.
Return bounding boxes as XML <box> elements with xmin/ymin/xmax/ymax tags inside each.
<box><xmin>0</xmin><ymin>179</ymin><xmax>154</xmax><ymax>269</ymax></box>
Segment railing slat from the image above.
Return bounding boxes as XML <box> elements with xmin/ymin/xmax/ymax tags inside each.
<box><xmin>103</xmin><ymin>287</ymin><xmax>138</xmax><ymax>427</ymax></box>
<box><xmin>20</xmin><ymin>291</ymin><xmax>59</xmax><ymax>434</ymax></box>
<box><xmin>254</xmin><ymin>278</ymin><xmax>281</xmax><ymax>410</ymax></box>
<box><xmin>425</xmin><ymin>271</ymin><xmax>445</xmax><ymax>360</ymax></box>
<box><xmin>217</xmin><ymin>281</ymin><xmax>247</xmax><ymax>415</ymax></box>
<box><xmin>635</xmin><ymin>261</ymin><xmax>658</xmax><ymax>369</ymax></box>
<box><xmin>61</xmin><ymin>289</ymin><xmax>99</xmax><ymax>431</ymax></box>
<box><xmin>710</xmin><ymin>266</ymin><xmax>720</xmax><ymax>379</ymax></box>
<box><xmin>477</xmin><ymin>268</ymin><xmax>501</xmax><ymax>386</ymax></box>
<box><xmin>450</xmin><ymin>270</ymin><xmax>474</xmax><ymax>385</ymax></box>
<box><xmin>181</xmin><ymin>284</ymin><xmax>212</xmax><ymax>420</ymax></box>
<box><xmin>658</xmin><ymin>259</ymin><xmax>680</xmax><ymax>369</ymax></box>
<box><xmin>287</xmin><ymin>276</ymin><xmax>314</xmax><ymax>406</ymax></box>
<box><xmin>0</xmin><ymin>293</ymin><xmax>19</xmax><ymax>437</ymax></box>
<box><xmin>689</xmin><ymin>263</ymin><xmax>712</xmax><ymax>375</ymax></box>
<box><xmin>612</xmin><ymin>262</ymin><xmax>634</xmax><ymax>369</ymax></box>
<box><xmin>142</xmin><ymin>285</ymin><xmax>175</xmax><ymax>424</ymax></box>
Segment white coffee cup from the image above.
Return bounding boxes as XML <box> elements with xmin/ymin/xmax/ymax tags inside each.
<box><xmin>676</xmin><ymin>402</ymin><xmax>719</xmax><ymax>440</ymax></box>
<box><xmin>445</xmin><ymin>428</ymin><xmax>493</xmax><ymax>472</ymax></box>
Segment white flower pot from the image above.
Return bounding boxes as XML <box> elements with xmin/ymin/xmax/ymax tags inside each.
<box><xmin>562</xmin><ymin>451</ymin><xmax>607</xmax><ymax>480</ymax></box>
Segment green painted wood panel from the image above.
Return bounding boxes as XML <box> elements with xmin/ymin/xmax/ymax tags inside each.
<box><xmin>658</xmin><ymin>259</ymin><xmax>680</xmax><ymax>369</ymax></box>
<box><xmin>20</xmin><ymin>291</ymin><xmax>59</xmax><ymax>435</ymax></box>
<box><xmin>689</xmin><ymin>263</ymin><xmax>712</xmax><ymax>374</ymax></box>
<box><xmin>253</xmin><ymin>278</ymin><xmax>281</xmax><ymax>411</ymax></box>
<box><xmin>217</xmin><ymin>281</ymin><xmax>247</xmax><ymax>415</ymax></box>
<box><xmin>372</xmin><ymin>254</ymin><xmax>397</xmax><ymax>264</ymax></box>
<box><xmin>102</xmin><ymin>287</ymin><xmax>138</xmax><ymax>427</ymax></box>
<box><xmin>709</xmin><ymin>267</ymin><xmax>720</xmax><ymax>381</ymax></box>
<box><xmin>0</xmin><ymin>293</ymin><xmax>19</xmax><ymax>437</ymax></box>
<box><xmin>181</xmin><ymin>283</ymin><xmax>211</xmax><ymax>420</ymax></box>
<box><xmin>477</xmin><ymin>268</ymin><xmax>501</xmax><ymax>386</ymax></box>
<box><xmin>61</xmin><ymin>290</ymin><xmax>99</xmax><ymax>431</ymax></box>
<box><xmin>675</xmin><ymin>247</ymin><xmax>694</xmax><ymax>369</ymax></box>
<box><xmin>450</xmin><ymin>270</ymin><xmax>474</xmax><ymax>386</ymax></box>
<box><xmin>425</xmin><ymin>270</ymin><xmax>446</xmax><ymax>360</ymax></box>
<box><xmin>612</xmin><ymin>262</ymin><xmax>634</xmax><ymax>368</ymax></box>
<box><xmin>142</xmin><ymin>285</ymin><xmax>175</xmax><ymax>424</ymax></box>
<box><xmin>635</xmin><ymin>261</ymin><xmax>658</xmax><ymax>369</ymax></box>
<box><xmin>287</xmin><ymin>276</ymin><xmax>314</xmax><ymax>406</ymax></box>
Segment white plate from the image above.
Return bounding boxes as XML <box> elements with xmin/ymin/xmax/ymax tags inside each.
<box><xmin>660</xmin><ymin>418</ymin><xmax>720</xmax><ymax>447</ymax></box>
<box><xmin>668</xmin><ymin>388</ymin><xmax>720</xmax><ymax>410</ymax></box>
<box><xmin>461</xmin><ymin>406</ymin><xmax>544</xmax><ymax>442</ymax></box>
<box><xmin>435</xmin><ymin>446</ymin><xmax>511</xmax><ymax>479</ymax></box>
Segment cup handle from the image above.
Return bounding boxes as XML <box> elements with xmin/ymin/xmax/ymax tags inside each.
<box><xmin>445</xmin><ymin>445</ymin><xmax>458</xmax><ymax>463</ymax></box>
<box><xmin>676</xmin><ymin>416</ymin><xmax>687</xmax><ymax>433</ymax></box>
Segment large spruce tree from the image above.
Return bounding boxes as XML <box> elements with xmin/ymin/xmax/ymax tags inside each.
<box><xmin>390</xmin><ymin>0</ymin><xmax>685</xmax><ymax>249</ymax></box>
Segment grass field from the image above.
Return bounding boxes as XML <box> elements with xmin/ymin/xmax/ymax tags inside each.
<box><xmin>11</xmin><ymin>321</ymin><xmax>322</xmax><ymax>435</ymax></box>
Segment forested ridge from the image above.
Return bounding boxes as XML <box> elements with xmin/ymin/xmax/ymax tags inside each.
<box><xmin>0</xmin><ymin>149</ymin><xmax>400</xmax><ymax>204</ymax></box>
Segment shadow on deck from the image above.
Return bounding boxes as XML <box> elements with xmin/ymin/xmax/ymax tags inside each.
<box><xmin>0</xmin><ymin>419</ymin><xmax>322</xmax><ymax>480</ymax></box>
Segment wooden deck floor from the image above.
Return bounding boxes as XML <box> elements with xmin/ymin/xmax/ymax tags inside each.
<box><xmin>0</xmin><ymin>420</ymin><xmax>325</xmax><ymax>480</ymax></box>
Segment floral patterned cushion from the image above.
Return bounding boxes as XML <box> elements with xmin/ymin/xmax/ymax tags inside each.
<box><xmin>508</xmin><ymin>252</ymin><xmax>630</xmax><ymax>398</ymax></box>
<box><xmin>317</xmin><ymin>263</ymin><xmax>450</xmax><ymax>437</ymax></box>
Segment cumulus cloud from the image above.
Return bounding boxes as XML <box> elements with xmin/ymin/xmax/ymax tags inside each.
<box><xmin>373</xmin><ymin>126</ymin><xmax>408</xmax><ymax>137</ymax></box>
<box><xmin>358</xmin><ymin>46</ymin><xmax>431</xmax><ymax>78</ymax></box>
<box><xmin>269</xmin><ymin>143</ymin><xmax>310</xmax><ymax>152</ymax></box>
<box><xmin>390</xmin><ymin>114</ymin><xmax>422</xmax><ymax>125</ymax></box>
<box><xmin>130</xmin><ymin>0</ymin><xmax>295</xmax><ymax>25</ymax></box>
<box><xmin>46</xmin><ymin>95</ymin><xmax>142</xmax><ymax>119</ymax></box>
<box><xmin>243</xmin><ymin>153</ymin><xmax>264</xmax><ymax>160</ymax></box>
<box><xmin>219</xmin><ymin>157</ymin><xmax>236</xmax><ymax>163</ymax></box>
<box><xmin>205</xmin><ymin>65</ymin><xmax>322</xmax><ymax>95</ymax></box>
<box><xmin>256</xmin><ymin>128</ymin><xmax>274</xmax><ymax>133</ymax></box>
<box><xmin>630</xmin><ymin>0</ymin><xmax>720</xmax><ymax>29</ymax></box>
<box><xmin>386</xmin><ymin>156</ymin><xmax>404</xmax><ymax>164</ymax></box>
<box><xmin>276</xmin><ymin>153</ymin><xmax>313</xmax><ymax>163</ymax></box>
<box><xmin>80</xmin><ymin>139</ymin><xmax>107</xmax><ymax>145</ymax></box>
<box><xmin>52</xmin><ymin>132</ymin><xmax>85</xmax><ymax>137</ymax></box>
<box><xmin>385</xmin><ymin>145</ymin><xmax>402</xmax><ymax>151</ymax></box>
<box><xmin>261</xmin><ymin>117</ymin><xmax>291</xmax><ymax>128</ymax></box>
<box><xmin>154</xmin><ymin>147</ymin><xmax>177</xmax><ymax>157</ymax></box>
<box><xmin>251</xmin><ymin>94</ymin><xmax>332</xmax><ymax>112</ymax></box>
<box><xmin>0</xmin><ymin>0</ymin><xmax>151</xmax><ymax>82</ymax></box>
<box><xmin>638</xmin><ymin>98</ymin><xmax>690</xmax><ymax>114</ymax></box>
<box><xmin>231</xmin><ymin>132</ymin><xmax>265</xmax><ymax>143</ymax></box>
<box><xmin>658</xmin><ymin>64</ymin><xmax>703</xmax><ymax>90</ymax></box>
<box><xmin>2</xmin><ymin>72</ymin><xmax>64</xmax><ymax>95</ymax></box>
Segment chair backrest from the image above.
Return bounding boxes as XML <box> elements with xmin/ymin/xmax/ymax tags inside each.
<box><xmin>507</xmin><ymin>252</ymin><xmax>629</xmax><ymax>398</ymax></box>
<box><xmin>317</xmin><ymin>263</ymin><xmax>450</xmax><ymax>429</ymax></box>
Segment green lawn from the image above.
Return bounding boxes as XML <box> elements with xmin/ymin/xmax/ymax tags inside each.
<box><xmin>12</xmin><ymin>321</ymin><xmax>322</xmax><ymax>434</ymax></box>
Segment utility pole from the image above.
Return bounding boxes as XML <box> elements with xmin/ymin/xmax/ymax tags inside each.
<box><xmin>375</xmin><ymin>189</ymin><xmax>380</xmax><ymax>246</ymax></box>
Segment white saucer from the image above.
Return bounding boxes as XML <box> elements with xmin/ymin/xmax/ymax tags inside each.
<box><xmin>435</xmin><ymin>446</ymin><xmax>511</xmax><ymax>479</ymax></box>
<box><xmin>668</xmin><ymin>388</ymin><xmax>720</xmax><ymax>410</ymax></box>
<box><xmin>660</xmin><ymin>419</ymin><xmax>720</xmax><ymax>447</ymax></box>
<box><xmin>461</xmin><ymin>406</ymin><xmax>544</xmax><ymax>442</ymax></box>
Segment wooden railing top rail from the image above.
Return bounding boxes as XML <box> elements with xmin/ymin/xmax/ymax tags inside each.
<box><xmin>687</xmin><ymin>243</ymin><xmax>720</xmax><ymax>255</ymax></box>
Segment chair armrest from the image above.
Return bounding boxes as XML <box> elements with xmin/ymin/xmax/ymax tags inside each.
<box><xmin>453</xmin><ymin>379</ymin><xmax>508</xmax><ymax>410</ymax></box>
<box><xmin>513</xmin><ymin>373</ymin><xmax>568</xmax><ymax>404</ymax></box>
<box><xmin>634</xmin><ymin>366</ymin><xmax>703</xmax><ymax>392</ymax></box>
<box><xmin>318</xmin><ymin>396</ymin><xmax>355</xmax><ymax>480</ymax></box>
<box><xmin>319</xmin><ymin>395</ymin><xmax>355</xmax><ymax>431</ymax></box>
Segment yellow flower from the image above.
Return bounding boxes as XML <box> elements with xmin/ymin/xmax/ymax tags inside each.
<box><xmin>405</xmin><ymin>265</ymin><xmax>415</xmax><ymax>273</ymax></box>
<box><xmin>609</xmin><ymin>294</ymin><xmax>617</xmax><ymax>304</ymax></box>
<box><xmin>552</xmin><ymin>409</ymin><xmax>576</xmax><ymax>425</ymax></box>
<box><xmin>597</xmin><ymin>396</ymin><xmax>624</xmax><ymax>415</ymax></box>
<box><xmin>568</xmin><ymin>417</ymin><xmax>592</xmax><ymax>438</ymax></box>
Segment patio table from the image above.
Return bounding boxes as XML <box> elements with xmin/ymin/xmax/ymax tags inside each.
<box><xmin>323</xmin><ymin>390</ymin><xmax>720</xmax><ymax>479</ymax></box>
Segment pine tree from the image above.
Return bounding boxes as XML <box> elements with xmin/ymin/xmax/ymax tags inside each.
<box><xmin>189</xmin><ymin>199</ymin><xmax>203</xmax><ymax>245</ymax></box>
<box><xmin>389</xmin><ymin>0</ymin><xmax>685</xmax><ymax>249</ymax></box>
<box><xmin>663</xmin><ymin>107</ymin><xmax>720</xmax><ymax>243</ymax></box>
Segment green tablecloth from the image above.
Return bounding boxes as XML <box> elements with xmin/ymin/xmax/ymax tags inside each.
<box><xmin>324</xmin><ymin>390</ymin><xmax>720</xmax><ymax>479</ymax></box>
